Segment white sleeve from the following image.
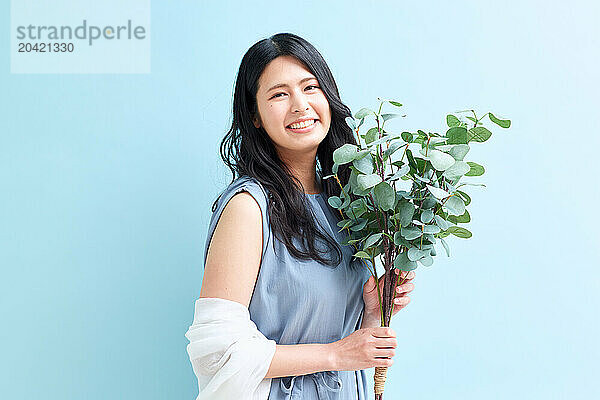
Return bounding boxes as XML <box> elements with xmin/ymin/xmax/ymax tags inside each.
<box><xmin>184</xmin><ymin>297</ymin><xmax>277</xmax><ymax>400</ymax></box>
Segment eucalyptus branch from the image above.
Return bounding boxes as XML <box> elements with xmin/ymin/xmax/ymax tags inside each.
<box><xmin>328</xmin><ymin>101</ymin><xmax>511</xmax><ymax>400</ymax></box>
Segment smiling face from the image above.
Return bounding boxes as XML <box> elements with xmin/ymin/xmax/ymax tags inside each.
<box><xmin>253</xmin><ymin>55</ymin><xmax>331</xmax><ymax>160</ymax></box>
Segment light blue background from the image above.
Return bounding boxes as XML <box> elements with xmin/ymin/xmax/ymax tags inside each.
<box><xmin>1</xmin><ymin>1</ymin><xmax>598</xmax><ymax>399</ymax></box>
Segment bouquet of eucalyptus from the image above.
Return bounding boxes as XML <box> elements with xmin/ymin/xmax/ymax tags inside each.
<box><xmin>323</xmin><ymin>99</ymin><xmax>511</xmax><ymax>400</ymax></box>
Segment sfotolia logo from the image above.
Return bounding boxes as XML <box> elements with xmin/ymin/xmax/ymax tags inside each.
<box><xmin>15</xmin><ymin>19</ymin><xmax>147</xmax><ymax>46</ymax></box>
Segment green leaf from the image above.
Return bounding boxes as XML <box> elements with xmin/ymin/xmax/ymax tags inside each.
<box><xmin>357</xmin><ymin>173</ymin><xmax>382</xmax><ymax>190</ymax></box>
<box><xmin>418</xmin><ymin>255</ymin><xmax>434</xmax><ymax>267</ymax></box>
<box><xmin>355</xmin><ymin>108</ymin><xmax>372</xmax><ymax>119</ymax></box>
<box><xmin>421</xmin><ymin>209</ymin><xmax>434</xmax><ymax>223</ymax></box>
<box><xmin>401</xmin><ymin>226</ymin><xmax>423</xmax><ymax>240</ymax></box>
<box><xmin>446</xmin><ymin>226</ymin><xmax>472</xmax><ymax>238</ymax></box>
<box><xmin>352</xmin><ymin>154</ymin><xmax>374</xmax><ymax>174</ymax></box>
<box><xmin>328</xmin><ymin>196</ymin><xmax>342</xmax><ymax>209</ymax></box>
<box><xmin>394</xmin><ymin>251</ymin><xmax>417</xmax><ymax>271</ymax></box>
<box><xmin>345</xmin><ymin>117</ymin><xmax>356</xmax><ymax>130</ymax></box>
<box><xmin>434</xmin><ymin>214</ymin><xmax>451</xmax><ymax>230</ymax></box>
<box><xmin>445</xmin><ymin>195</ymin><xmax>466</xmax><ymax>216</ymax></box>
<box><xmin>382</xmin><ymin>113</ymin><xmax>400</xmax><ymax>122</ymax></box>
<box><xmin>353</xmin><ymin>251</ymin><xmax>371</xmax><ymax>259</ymax></box>
<box><xmin>374</xmin><ymin>181</ymin><xmax>396</xmax><ymax>211</ymax></box>
<box><xmin>488</xmin><ymin>112</ymin><xmax>511</xmax><ymax>128</ymax></box>
<box><xmin>446</xmin><ymin>114</ymin><xmax>460</xmax><ymax>127</ymax></box>
<box><xmin>468</xmin><ymin>127</ymin><xmax>492</xmax><ymax>143</ymax></box>
<box><xmin>364</xmin><ymin>233</ymin><xmax>383</xmax><ymax>249</ymax></box>
<box><xmin>383</xmin><ymin>141</ymin><xmax>404</xmax><ymax>161</ymax></box>
<box><xmin>440</xmin><ymin>237</ymin><xmax>451</xmax><ymax>256</ymax></box>
<box><xmin>449</xmin><ymin>144</ymin><xmax>470</xmax><ymax>161</ymax></box>
<box><xmin>401</xmin><ymin>131</ymin><xmax>413</xmax><ymax>143</ymax></box>
<box><xmin>423</xmin><ymin>224</ymin><xmax>441</xmax><ymax>234</ymax></box>
<box><xmin>457</xmin><ymin>190</ymin><xmax>471</xmax><ymax>206</ymax></box>
<box><xmin>446</xmin><ymin>127</ymin><xmax>468</xmax><ymax>144</ymax></box>
<box><xmin>389</xmin><ymin>164</ymin><xmax>410</xmax><ymax>180</ymax></box>
<box><xmin>465</xmin><ymin>162</ymin><xmax>485</xmax><ymax>176</ymax></box>
<box><xmin>428</xmin><ymin>150</ymin><xmax>455</xmax><ymax>171</ymax></box>
<box><xmin>442</xmin><ymin>161</ymin><xmax>470</xmax><ymax>180</ymax></box>
<box><xmin>350</xmin><ymin>218</ymin><xmax>368</xmax><ymax>231</ymax></box>
<box><xmin>364</xmin><ymin>127</ymin><xmax>379</xmax><ymax>144</ymax></box>
<box><xmin>450</xmin><ymin>209</ymin><xmax>471</xmax><ymax>223</ymax></box>
<box><xmin>333</xmin><ymin>144</ymin><xmax>359</xmax><ymax>164</ymax></box>
<box><xmin>426</xmin><ymin>184</ymin><xmax>450</xmax><ymax>200</ymax></box>
<box><xmin>408</xmin><ymin>247</ymin><xmax>427</xmax><ymax>261</ymax></box>
<box><xmin>397</xmin><ymin>201</ymin><xmax>415</xmax><ymax>227</ymax></box>
<box><xmin>388</xmin><ymin>101</ymin><xmax>403</xmax><ymax>108</ymax></box>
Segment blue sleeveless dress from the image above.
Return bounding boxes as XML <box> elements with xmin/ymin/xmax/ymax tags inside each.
<box><xmin>203</xmin><ymin>175</ymin><xmax>372</xmax><ymax>400</ymax></box>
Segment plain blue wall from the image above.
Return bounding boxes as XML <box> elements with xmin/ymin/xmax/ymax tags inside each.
<box><xmin>2</xmin><ymin>1</ymin><xmax>599</xmax><ymax>399</ymax></box>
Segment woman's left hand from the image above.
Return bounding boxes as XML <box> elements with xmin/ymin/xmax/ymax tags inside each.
<box><xmin>362</xmin><ymin>269</ymin><xmax>415</xmax><ymax>325</ymax></box>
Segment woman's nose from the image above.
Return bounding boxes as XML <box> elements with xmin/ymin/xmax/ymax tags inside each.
<box><xmin>291</xmin><ymin>92</ymin><xmax>310</xmax><ymax>113</ymax></box>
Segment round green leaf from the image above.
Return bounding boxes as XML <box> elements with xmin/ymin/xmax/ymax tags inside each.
<box><xmin>434</xmin><ymin>215</ymin><xmax>451</xmax><ymax>230</ymax></box>
<box><xmin>444</xmin><ymin>195</ymin><xmax>466</xmax><ymax>216</ymax></box>
<box><xmin>353</xmin><ymin>251</ymin><xmax>371</xmax><ymax>259</ymax></box>
<box><xmin>328</xmin><ymin>196</ymin><xmax>342</xmax><ymax>209</ymax></box>
<box><xmin>446</xmin><ymin>127</ymin><xmax>468</xmax><ymax>144</ymax></box>
<box><xmin>421</xmin><ymin>209</ymin><xmax>434</xmax><ymax>223</ymax></box>
<box><xmin>465</xmin><ymin>162</ymin><xmax>485</xmax><ymax>176</ymax></box>
<box><xmin>364</xmin><ymin>233</ymin><xmax>383</xmax><ymax>249</ymax></box>
<box><xmin>426</xmin><ymin>184</ymin><xmax>450</xmax><ymax>200</ymax></box>
<box><xmin>401</xmin><ymin>131</ymin><xmax>413</xmax><ymax>143</ymax></box>
<box><xmin>394</xmin><ymin>252</ymin><xmax>417</xmax><ymax>271</ymax></box>
<box><xmin>357</xmin><ymin>173</ymin><xmax>382</xmax><ymax>190</ymax></box>
<box><xmin>345</xmin><ymin>117</ymin><xmax>356</xmax><ymax>130</ymax></box>
<box><xmin>408</xmin><ymin>247</ymin><xmax>427</xmax><ymax>261</ymax></box>
<box><xmin>333</xmin><ymin>143</ymin><xmax>359</xmax><ymax>164</ymax></box>
<box><xmin>446</xmin><ymin>226</ymin><xmax>472</xmax><ymax>238</ymax></box>
<box><xmin>449</xmin><ymin>144</ymin><xmax>470</xmax><ymax>161</ymax></box>
<box><xmin>446</xmin><ymin>114</ymin><xmax>460</xmax><ymax>127</ymax></box>
<box><xmin>397</xmin><ymin>201</ymin><xmax>415</xmax><ymax>227</ymax></box>
<box><xmin>428</xmin><ymin>149</ymin><xmax>455</xmax><ymax>171</ymax></box>
<box><xmin>468</xmin><ymin>127</ymin><xmax>492</xmax><ymax>143</ymax></box>
<box><xmin>401</xmin><ymin>227</ymin><xmax>423</xmax><ymax>240</ymax></box>
<box><xmin>418</xmin><ymin>255</ymin><xmax>434</xmax><ymax>267</ymax></box>
<box><xmin>423</xmin><ymin>224</ymin><xmax>441</xmax><ymax>234</ymax></box>
<box><xmin>355</xmin><ymin>108</ymin><xmax>372</xmax><ymax>119</ymax></box>
<box><xmin>364</xmin><ymin>127</ymin><xmax>379</xmax><ymax>144</ymax></box>
<box><xmin>443</xmin><ymin>161</ymin><xmax>471</xmax><ymax>180</ymax></box>
<box><xmin>374</xmin><ymin>181</ymin><xmax>396</xmax><ymax>211</ymax></box>
<box><xmin>353</xmin><ymin>154</ymin><xmax>374</xmax><ymax>174</ymax></box>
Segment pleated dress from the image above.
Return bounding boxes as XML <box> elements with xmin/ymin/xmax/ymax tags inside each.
<box><xmin>203</xmin><ymin>175</ymin><xmax>372</xmax><ymax>400</ymax></box>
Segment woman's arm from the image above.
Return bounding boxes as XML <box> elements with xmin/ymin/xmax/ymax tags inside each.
<box><xmin>200</xmin><ymin>191</ymin><xmax>338</xmax><ymax>379</ymax></box>
<box><xmin>265</xmin><ymin>343</ymin><xmax>336</xmax><ymax>379</ymax></box>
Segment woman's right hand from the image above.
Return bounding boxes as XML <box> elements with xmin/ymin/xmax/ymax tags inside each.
<box><xmin>329</xmin><ymin>327</ymin><xmax>397</xmax><ymax>371</ymax></box>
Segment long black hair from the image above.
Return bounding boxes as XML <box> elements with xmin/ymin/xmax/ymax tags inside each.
<box><xmin>214</xmin><ymin>32</ymin><xmax>358</xmax><ymax>267</ymax></box>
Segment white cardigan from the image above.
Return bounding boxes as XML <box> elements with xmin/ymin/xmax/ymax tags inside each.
<box><xmin>184</xmin><ymin>297</ymin><xmax>277</xmax><ymax>400</ymax></box>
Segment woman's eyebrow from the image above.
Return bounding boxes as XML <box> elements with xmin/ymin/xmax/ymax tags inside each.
<box><xmin>266</xmin><ymin>77</ymin><xmax>317</xmax><ymax>93</ymax></box>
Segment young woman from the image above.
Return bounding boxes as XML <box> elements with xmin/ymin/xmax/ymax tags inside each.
<box><xmin>192</xmin><ymin>33</ymin><xmax>415</xmax><ymax>399</ymax></box>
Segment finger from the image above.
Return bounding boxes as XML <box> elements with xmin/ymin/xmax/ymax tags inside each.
<box><xmin>395</xmin><ymin>283</ymin><xmax>415</xmax><ymax>296</ymax></box>
<box><xmin>393</xmin><ymin>296</ymin><xmax>410</xmax><ymax>308</ymax></box>
<box><xmin>395</xmin><ymin>270</ymin><xmax>415</xmax><ymax>280</ymax></box>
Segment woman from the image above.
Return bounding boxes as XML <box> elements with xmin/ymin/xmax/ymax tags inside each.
<box><xmin>187</xmin><ymin>33</ymin><xmax>415</xmax><ymax>400</ymax></box>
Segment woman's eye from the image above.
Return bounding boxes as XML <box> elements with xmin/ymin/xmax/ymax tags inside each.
<box><xmin>306</xmin><ymin>85</ymin><xmax>320</xmax><ymax>90</ymax></box>
<box><xmin>270</xmin><ymin>92</ymin><xmax>285</xmax><ymax>99</ymax></box>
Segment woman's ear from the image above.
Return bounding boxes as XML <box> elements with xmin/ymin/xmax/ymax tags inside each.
<box><xmin>252</xmin><ymin>114</ymin><xmax>261</xmax><ymax>129</ymax></box>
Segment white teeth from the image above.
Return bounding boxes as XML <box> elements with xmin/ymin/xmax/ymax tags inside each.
<box><xmin>288</xmin><ymin>119</ymin><xmax>315</xmax><ymax>129</ymax></box>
